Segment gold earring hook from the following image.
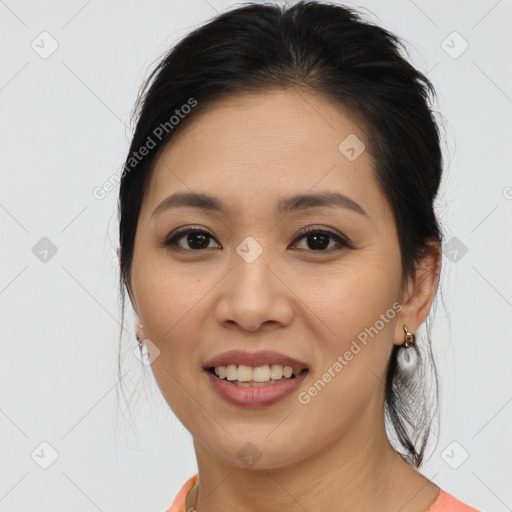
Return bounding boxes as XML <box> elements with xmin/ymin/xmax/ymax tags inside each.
<box><xmin>403</xmin><ymin>325</ymin><xmax>415</xmax><ymax>347</ymax></box>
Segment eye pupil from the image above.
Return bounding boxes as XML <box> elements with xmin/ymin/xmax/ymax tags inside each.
<box><xmin>307</xmin><ymin>233</ymin><xmax>329</xmax><ymax>251</ymax></box>
<box><xmin>188</xmin><ymin>233</ymin><xmax>209</xmax><ymax>249</ymax></box>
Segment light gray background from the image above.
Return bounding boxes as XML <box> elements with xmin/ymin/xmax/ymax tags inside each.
<box><xmin>1</xmin><ymin>0</ymin><xmax>511</xmax><ymax>511</ymax></box>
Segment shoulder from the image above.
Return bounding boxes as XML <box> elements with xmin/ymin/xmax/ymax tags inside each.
<box><xmin>165</xmin><ymin>477</ymin><xmax>483</xmax><ymax>512</ymax></box>
<box><xmin>427</xmin><ymin>489</ymin><xmax>483</xmax><ymax>512</ymax></box>
<box><xmin>166</xmin><ymin>473</ymin><xmax>199</xmax><ymax>512</ymax></box>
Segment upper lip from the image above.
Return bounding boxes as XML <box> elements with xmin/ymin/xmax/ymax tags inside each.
<box><xmin>203</xmin><ymin>350</ymin><xmax>309</xmax><ymax>369</ymax></box>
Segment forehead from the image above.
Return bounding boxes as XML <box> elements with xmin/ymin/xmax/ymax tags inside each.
<box><xmin>157</xmin><ymin>88</ymin><xmax>366</xmax><ymax>168</ymax></box>
<box><xmin>141</xmin><ymin>89</ymin><xmax>390</xmax><ymax>225</ymax></box>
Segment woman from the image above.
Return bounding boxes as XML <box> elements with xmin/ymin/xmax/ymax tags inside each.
<box><xmin>117</xmin><ymin>1</ymin><xmax>481</xmax><ymax>510</ymax></box>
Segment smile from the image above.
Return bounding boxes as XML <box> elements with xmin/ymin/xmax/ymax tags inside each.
<box><xmin>208</xmin><ymin>364</ymin><xmax>307</xmax><ymax>386</ymax></box>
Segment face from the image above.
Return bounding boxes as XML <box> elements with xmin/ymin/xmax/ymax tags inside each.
<box><xmin>129</xmin><ymin>89</ymin><xmax>409</xmax><ymax>469</ymax></box>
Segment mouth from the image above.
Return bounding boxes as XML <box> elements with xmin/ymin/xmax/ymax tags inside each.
<box><xmin>202</xmin><ymin>350</ymin><xmax>310</xmax><ymax>406</ymax></box>
<box><xmin>206</xmin><ymin>364</ymin><xmax>309</xmax><ymax>387</ymax></box>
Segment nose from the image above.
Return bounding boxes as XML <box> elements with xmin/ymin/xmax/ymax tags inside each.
<box><xmin>215</xmin><ymin>248</ymin><xmax>294</xmax><ymax>332</ymax></box>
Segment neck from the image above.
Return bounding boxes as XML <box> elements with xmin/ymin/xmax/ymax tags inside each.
<box><xmin>186</xmin><ymin>397</ymin><xmax>439</xmax><ymax>512</ymax></box>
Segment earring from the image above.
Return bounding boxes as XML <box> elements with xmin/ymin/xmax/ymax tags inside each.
<box><xmin>136</xmin><ymin>324</ymin><xmax>144</xmax><ymax>358</ymax></box>
<box><xmin>397</xmin><ymin>325</ymin><xmax>418</xmax><ymax>373</ymax></box>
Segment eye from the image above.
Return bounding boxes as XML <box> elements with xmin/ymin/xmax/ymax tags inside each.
<box><xmin>161</xmin><ymin>226</ymin><xmax>351</xmax><ymax>253</ymax></box>
<box><xmin>290</xmin><ymin>226</ymin><xmax>351</xmax><ymax>253</ymax></box>
<box><xmin>162</xmin><ymin>227</ymin><xmax>220</xmax><ymax>251</ymax></box>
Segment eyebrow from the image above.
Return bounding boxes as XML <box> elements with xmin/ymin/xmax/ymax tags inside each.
<box><xmin>151</xmin><ymin>191</ymin><xmax>369</xmax><ymax>218</ymax></box>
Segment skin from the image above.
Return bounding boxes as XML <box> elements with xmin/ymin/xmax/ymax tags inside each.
<box><xmin>126</xmin><ymin>88</ymin><xmax>441</xmax><ymax>512</ymax></box>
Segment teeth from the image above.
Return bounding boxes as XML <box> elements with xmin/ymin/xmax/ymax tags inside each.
<box><xmin>226</xmin><ymin>364</ymin><xmax>237</xmax><ymax>381</ymax></box>
<box><xmin>253</xmin><ymin>364</ymin><xmax>270</xmax><ymax>382</ymax></box>
<box><xmin>213</xmin><ymin>364</ymin><xmax>305</xmax><ymax>383</ymax></box>
<box><xmin>270</xmin><ymin>364</ymin><xmax>283</xmax><ymax>380</ymax></box>
<box><xmin>237</xmin><ymin>364</ymin><xmax>253</xmax><ymax>382</ymax></box>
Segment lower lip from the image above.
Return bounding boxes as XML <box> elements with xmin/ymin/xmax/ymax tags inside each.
<box><xmin>205</xmin><ymin>369</ymin><xmax>308</xmax><ymax>408</ymax></box>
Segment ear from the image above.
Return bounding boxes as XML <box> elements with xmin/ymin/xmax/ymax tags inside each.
<box><xmin>393</xmin><ymin>238</ymin><xmax>441</xmax><ymax>345</ymax></box>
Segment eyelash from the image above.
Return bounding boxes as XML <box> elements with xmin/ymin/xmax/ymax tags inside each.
<box><xmin>160</xmin><ymin>225</ymin><xmax>352</xmax><ymax>253</ymax></box>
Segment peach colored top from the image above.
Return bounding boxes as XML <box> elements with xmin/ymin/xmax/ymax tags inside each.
<box><xmin>166</xmin><ymin>473</ymin><xmax>482</xmax><ymax>511</ymax></box>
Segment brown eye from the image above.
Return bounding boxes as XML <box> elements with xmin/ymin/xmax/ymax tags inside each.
<box><xmin>164</xmin><ymin>229</ymin><xmax>220</xmax><ymax>250</ymax></box>
<box><xmin>291</xmin><ymin>227</ymin><xmax>350</xmax><ymax>252</ymax></box>
<box><xmin>160</xmin><ymin>226</ymin><xmax>351</xmax><ymax>253</ymax></box>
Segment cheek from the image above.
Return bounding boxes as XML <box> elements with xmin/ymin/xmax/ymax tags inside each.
<box><xmin>313</xmin><ymin>257</ymin><xmax>401</xmax><ymax>373</ymax></box>
<box><xmin>297</xmin><ymin>272</ymin><xmax>400</xmax><ymax>442</ymax></box>
<box><xmin>131</xmin><ymin>244</ymin><xmax>207</xmax><ymax>341</ymax></box>
<box><xmin>132</xmin><ymin>263</ymin><xmax>209</xmax><ymax>427</ymax></box>
<box><xmin>130</xmin><ymin>247</ymin><xmax>215</xmax><ymax>397</ymax></box>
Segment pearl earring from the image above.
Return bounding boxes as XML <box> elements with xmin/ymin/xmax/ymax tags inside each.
<box><xmin>397</xmin><ymin>325</ymin><xmax>418</xmax><ymax>373</ymax></box>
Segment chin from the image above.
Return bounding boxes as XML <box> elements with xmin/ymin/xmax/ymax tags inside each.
<box><xmin>202</xmin><ymin>433</ymin><xmax>309</xmax><ymax>470</ymax></box>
